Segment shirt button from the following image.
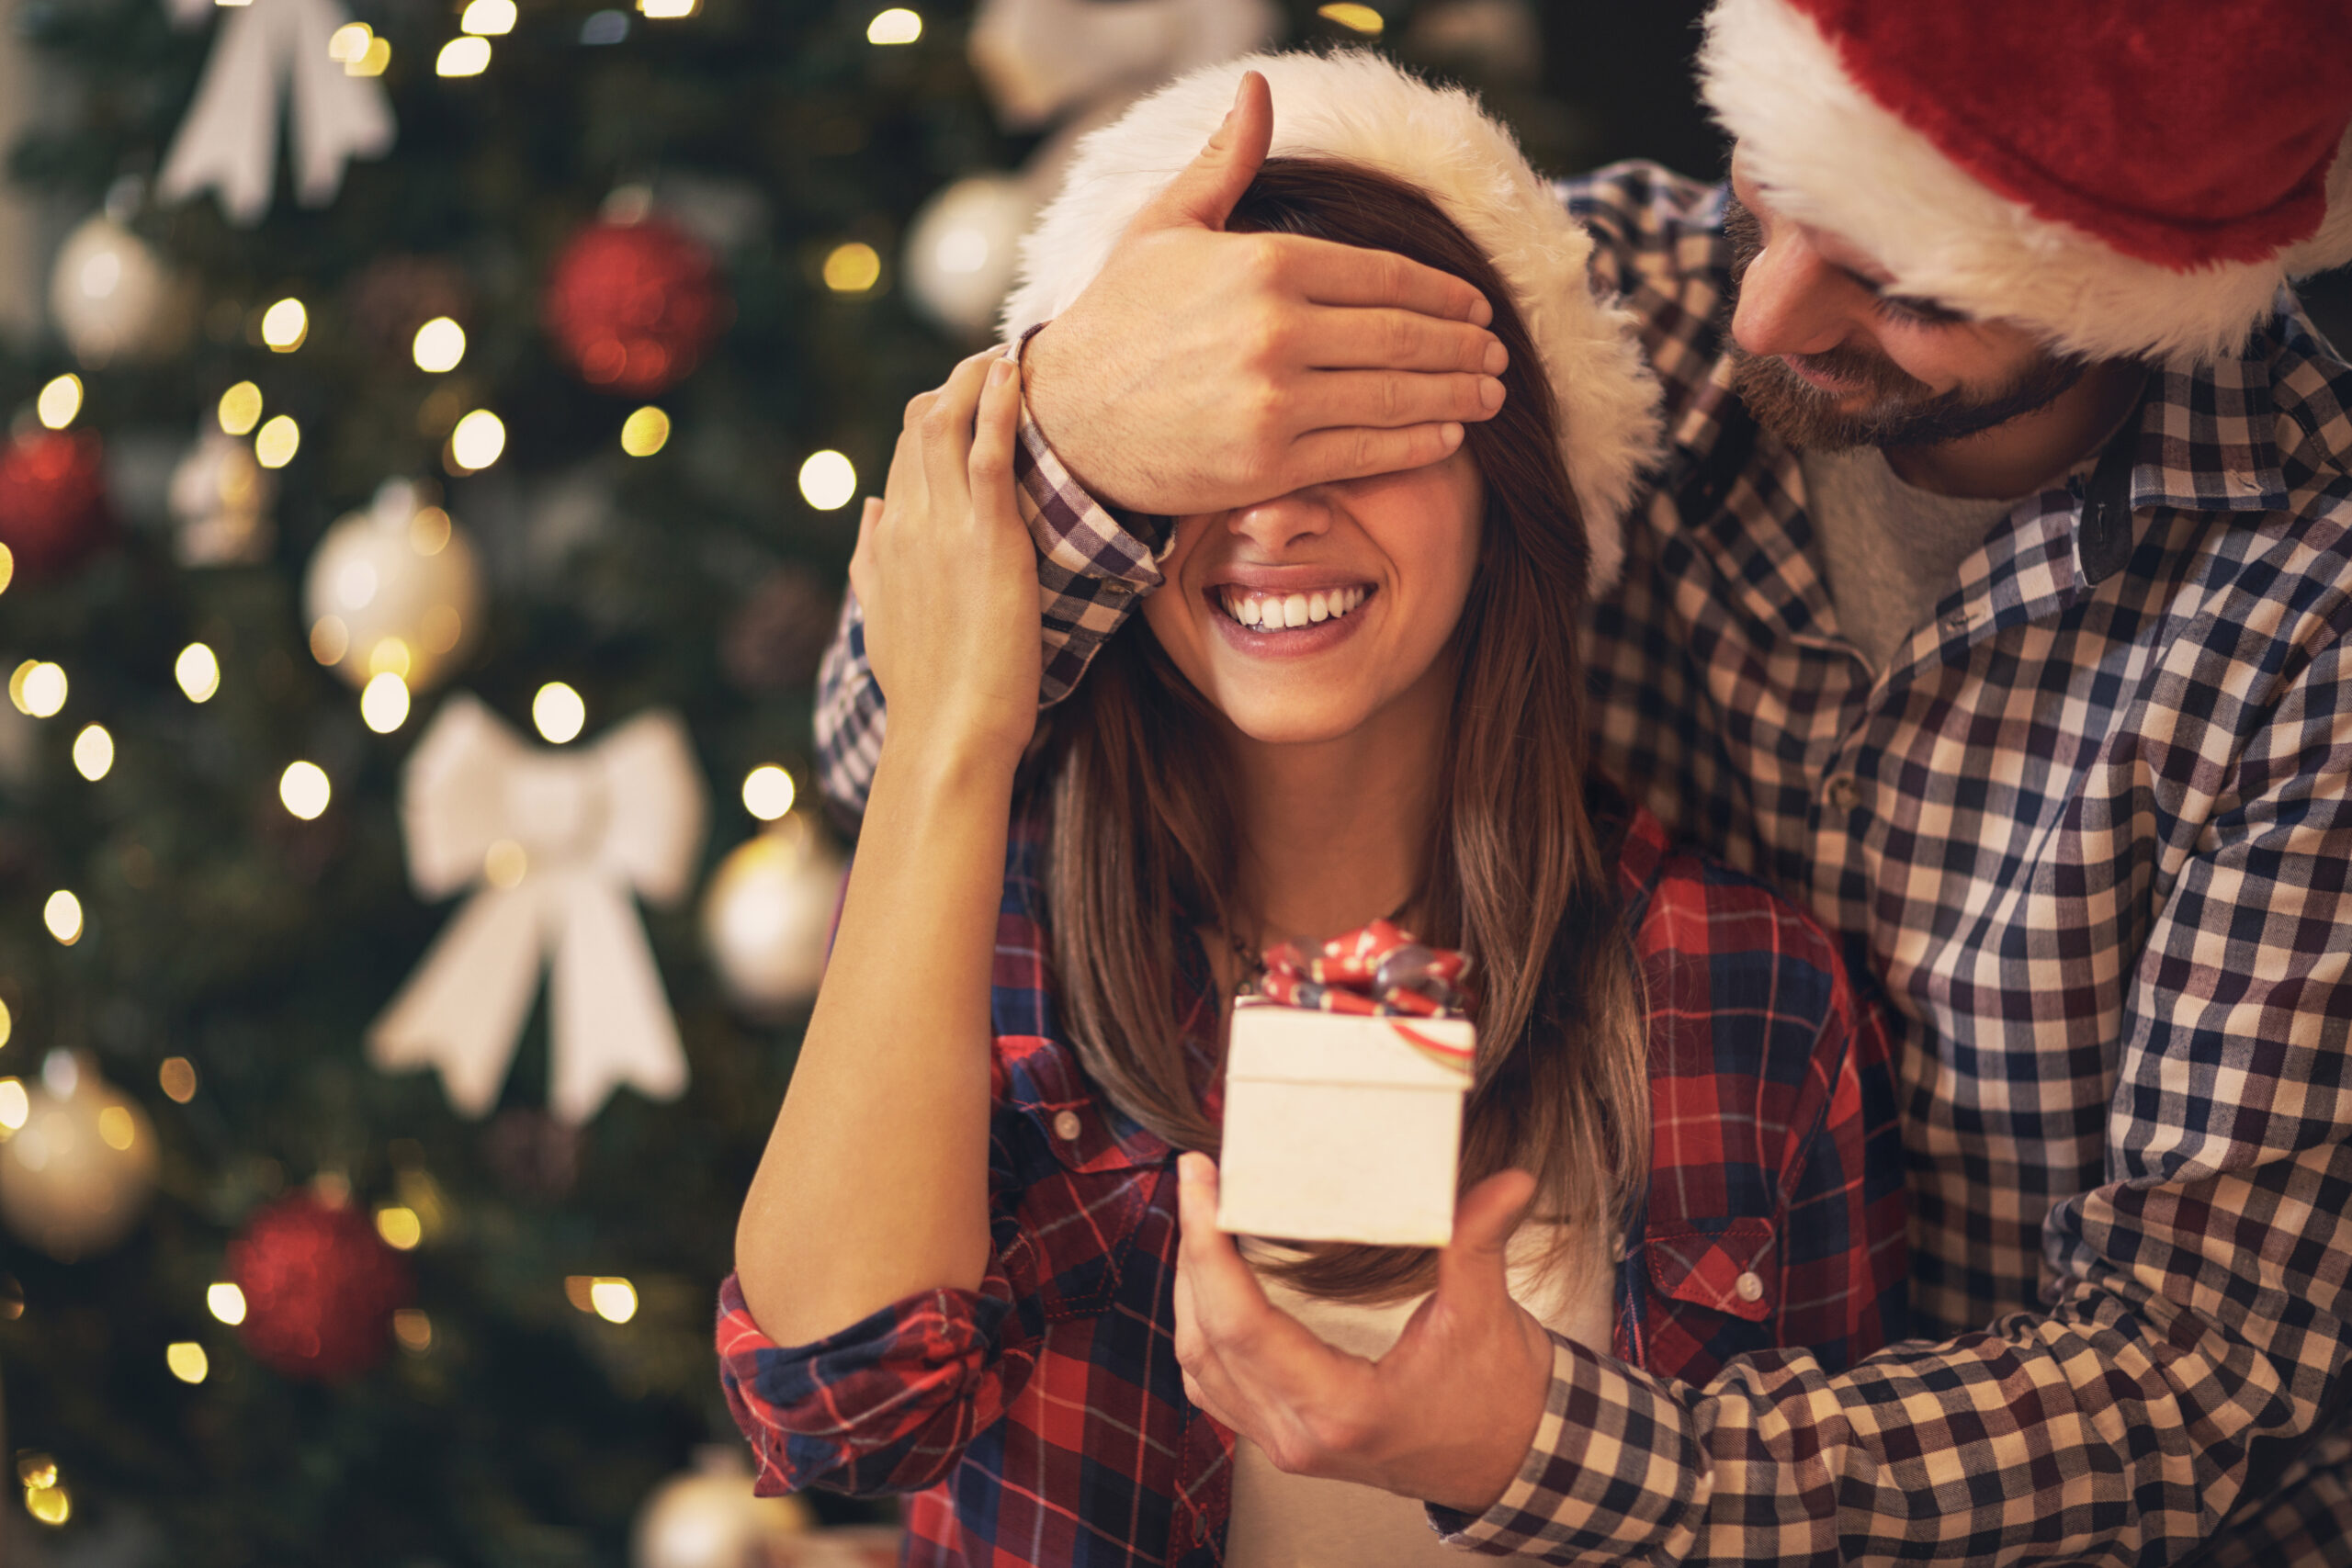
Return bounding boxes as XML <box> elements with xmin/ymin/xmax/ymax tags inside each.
<box><xmin>1734</xmin><ymin>1270</ymin><xmax>1765</xmax><ymax>1303</ymax></box>
<box><xmin>1824</xmin><ymin>774</ymin><xmax>1860</xmax><ymax>813</ymax></box>
<box><xmin>1053</xmin><ymin>1111</ymin><xmax>1083</xmax><ymax>1142</ymax></box>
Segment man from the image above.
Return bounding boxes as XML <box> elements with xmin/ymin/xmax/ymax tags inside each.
<box><xmin>814</xmin><ymin>0</ymin><xmax>2352</xmax><ymax>1560</ymax></box>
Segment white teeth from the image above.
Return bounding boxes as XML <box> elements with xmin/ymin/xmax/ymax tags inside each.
<box><xmin>1282</xmin><ymin>593</ymin><xmax>1308</xmax><ymax>627</ymax></box>
<box><xmin>1218</xmin><ymin>586</ymin><xmax>1370</xmax><ymax>628</ymax></box>
<box><xmin>1307</xmin><ymin>592</ymin><xmax>1329</xmax><ymax>623</ymax></box>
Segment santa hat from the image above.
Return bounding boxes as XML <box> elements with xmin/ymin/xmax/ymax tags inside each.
<box><xmin>1001</xmin><ymin>51</ymin><xmax>1664</xmax><ymax>593</ymax></box>
<box><xmin>1699</xmin><ymin>0</ymin><xmax>2352</xmax><ymax>365</ymax></box>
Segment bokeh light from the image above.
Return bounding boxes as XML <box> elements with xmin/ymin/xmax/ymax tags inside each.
<box><xmin>797</xmin><ymin>450</ymin><xmax>856</xmax><ymax>510</ymax></box>
<box><xmin>461</xmin><ymin>0</ymin><xmax>517</xmax><ymax>33</ymax></box>
<box><xmin>36</xmin><ymin>375</ymin><xmax>83</xmax><ymax>431</ymax></box>
<box><xmin>175</xmin><ymin>643</ymin><xmax>221</xmax><ymax>703</ymax></box>
<box><xmin>742</xmin><ymin>765</ymin><xmax>797</xmax><ymax>820</ymax></box>
<box><xmin>261</xmin><ymin>298</ymin><xmax>308</xmax><ymax>352</ymax></box>
<box><xmin>412</xmin><ymin>317</ymin><xmax>466</xmax><ymax>372</ymax></box>
<box><xmin>166</xmin><ymin>1342</ymin><xmax>209</xmax><ymax>1384</ymax></box>
<box><xmin>823</xmin><ymin>242</ymin><xmax>882</xmax><ymax>293</ymax></box>
<box><xmin>160</xmin><ymin>1057</ymin><xmax>198</xmax><ymax>1103</ymax></box>
<box><xmin>360</xmin><ymin>672</ymin><xmax>411</xmax><ymax>734</ymax></box>
<box><xmin>449</xmin><ymin>410</ymin><xmax>506</xmax><ymax>470</ymax></box>
<box><xmin>254</xmin><ymin>414</ymin><xmax>300</xmax><ymax>469</ymax></box>
<box><xmin>619</xmin><ymin>406</ymin><xmax>671</xmax><ymax>457</ymax></box>
<box><xmin>375</xmin><ymin>1205</ymin><xmax>423</xmax><ymax>1250</ymax></box>
<box><xmin>532</xmin><ymin>682</ymin><xmax>585</xmax><ymax>744</ymax></box>
<box><xmin>218</xmin><ymin>381</ymin><xmax>264</xmax><ymax>436</ymax></box>
<box><xmin>71</xmin><ymin>725</ymin><xmax>113</xmax><ymax>782</ymax></box>
<box><xmin>437</xmin><ymin>37</ymin><xmax>492</xmax><ymax>75</ymax></box>
<box><xmin>867</xmin><ymin>7</ymin><xmax>922</xmax><ymax>44</ymax></box>
<box><xmin>279</xmin><ymin>761</ymin><xmax>331</xmax><ymax>820</ymax></box>
<box><xmin>1317</xmin><ymin>2</ymin><xmax>1384</xmax><ymax>33</ymax></box>
<box><xmin>43</xmin><ymin>891</ymin><xmax>83</xmax><ymax>946</ymax></box>
<box><xmin>13</xmin><ymin>660</ymin><xmax>66</xmax><ymax>717</ymax></box>
<box><xmin>208</xmin><ymin>1282</ymin><xmax>247</xmax><ymax>1325</ymax></box>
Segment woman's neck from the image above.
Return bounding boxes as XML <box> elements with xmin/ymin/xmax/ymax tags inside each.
<box><xmin>1223</xmin><ymin>664</ymin><xmax>1448</xmax><ymax>947</ymax></box>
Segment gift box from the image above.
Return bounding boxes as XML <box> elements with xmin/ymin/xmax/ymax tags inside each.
<box><xmin>1216</xmin><ymin>922</ymin><xmax>1476</xmax><ymax>1247</ymax></box>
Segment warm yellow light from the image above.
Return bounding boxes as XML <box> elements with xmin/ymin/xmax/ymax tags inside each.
<box><xmin>375</xmin><ymin>1204</ymin><xmax>423</xmax><ymax>1250</ymax></box>
<box><xmin>24</xmin><ymin>1480</ymin><xmax>67</xmax><ymax>1526</ymax></box>
<box><xmin>1317</xmin><ymin>2</ymin><xmax>1384</xmax><ymax>33</ymax></box>
<box><xmin>327</xmin><ymin>20</ymin><xmax>371</xmax><ymax>60</ymax></box>
<box><xmin>590</xmin><ymin>1277</ymin><xmax>639</xmax><ymax>1323</ymax></box>
<box><xmin>208</xmin><ymin>1281</ymin><xmax>248</xmax><ymax>1325</ymax></box>
<box><xmin>638</xmin><ymin>0</ymin><xmax>698</xmax><ymax>17</ymax></box>
<box><xmin>742</xmin><ymin>765</ymin><xmax>797</xmax><ymax>821</ymax></box>
<box><xmin>461</xmin><ymin>0</ymin><xmax>516</xmax><ymax>33</ymax></box>
<box><xmin>71</xmin><ymin>725</ymin><xmax>113</xmax><ymax>782</ymax></box>
<box><xmin>261</xmin><ymin>297</ymin><xmax>308</xmax><ymax>352</ymax></box>
<box><xmin>866</xmin><ymin>6</ymin><xmax>922</xmax><ymax>43</ymax></box>
<box><xmin>823</xmin><ymin>242</ymin><xmax>882</xmax><ymax>294</ymax></box>
<box><xmin>413</xmin><ymin>316</ymin><xmax>466</xmax><ymax>373</ymax></box>
<box><xmin>436</xmin><ymin>36</ymin><xmax>492</xmax><ymax>75</ymax></box>
<box><xmin>14</xmin><ymin>660</ymin><xmax>67</xmax><ymax>718</ymax></box>
<box><xmin>360</xmin><ymin>672</ymin><xmax>411</xmax><ymax>734</ymax></box>
<box><xmin>0</xmin><ymin>998</ymin><xmax>10</xmax><ymax>1048</ymax></box>
<box><xmin>532</xmin><ymin>682</ymin><xmax>585</xmax><ymax>744</ymax></box>
<box><xmin>36</xmin><ymin>375</ymin><xmax>83</xmax><ymax>431</ymax></box>
<box><xmin>218</xmin><ymin>380</ymin><xmax>264</xmax><ymax>436</ymax></box>
<box><xmin>349</xmin><ymin>34</ymin><xmax>390</xmax><ymax>74</ymax></box>
<box><xmin>160</xmin><ymin>1057</ymin><xmax>198</xmax><ymax>1102</ymax></box>
<box><xmin>43</xmin><ymin>891</ymin><xmax>82</xmax><ymax>946</ymax></box>
<box><xmin>0</xmin><ymin>1080</ymin><xmax>28</xmax><ymax>1131</ymax></box>
<box><xmin>410</xmin><ymin>506</ymin><xmax>453</xmax><ymax>556</ymax></box>
<box><xmin>166</xmin><ymin>1341</ymin><xmax>210</xmax><ymax>1383</ymax></box>
<box><xmin>483</xmin><ymin>839</ymin><xmax>528</xmax><ymax>888</ymax></box>
<box><xmin>0</xmin><ymin>543</ymin><xmax>13</xmax><ymax>596</ymax></box>
<box><xmin>175</xmin><ymin>643</ymin><xmax>221</xmax><ymax>703</ymax></box>
<box><xmin>280</xmin><ymin>761</ymin><xmax>331</xmax><ymax>820</ymax></box>
<box><xmin>619</xmin><ymin>405</ymin><xmax>671</xmax><ymax>457</ymax></box>
<box><xmin>368</xmin><ymin>637</ymin><xmax>412</xmax><ymax>679</ymax></box>
<box><xmin>254</xmin><ymin>414</ymin><xmax>300</xmax><ymax>469</ymax></box>
<box><xmin>96</xmin><ymin>1105</ymin><xmax>135</xmax><ymax>1150</ymax></box>
<box><xmin>798</xmin><ymin>450</ymin><xmax>857</xmax><ymax>510</ymax></box>
<box><xmin>449</xmin><ymin>409</ymin><xmax>506</xmax><ymax>470</ymax></box>
<box><xmin>393</xmin><ymin>1308</ymin><xmax>433</xmax><ymax>1352</ymax></box>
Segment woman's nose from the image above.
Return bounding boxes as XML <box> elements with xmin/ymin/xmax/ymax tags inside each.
<box><xmin>1225</xmin><ymin>490</ymin><xmax>1335</xmax><ymax>554</ymax></box>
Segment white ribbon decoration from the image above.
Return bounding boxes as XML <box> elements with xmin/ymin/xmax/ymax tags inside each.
<box><xmin>157</xmin><ymin>0</ymin><xmax>394</xmax><ymax>227</ymax></box>
<box><xmin>368</xmin><ymin>695</ymin><xmax>708</xmax><ymax>1126</ymax></box>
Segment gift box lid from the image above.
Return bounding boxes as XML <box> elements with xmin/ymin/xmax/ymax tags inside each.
<box><xmin>1226</xmin><ymin>998</ymin><xmax>1476</xmax><ymax>1091</ymax></box>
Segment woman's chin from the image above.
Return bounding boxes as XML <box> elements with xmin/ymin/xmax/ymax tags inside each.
<box><xmin>1209</xmin><ymin>692</ymin><xmax>1380</xmax><ymax>748</ymax></box>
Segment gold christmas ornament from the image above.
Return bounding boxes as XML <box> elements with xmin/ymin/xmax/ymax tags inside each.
<box><xmin>0</xmin><ymin>1051</ymin><xmax>160</xmax><ymax>1260</ymax></box>
<box><xmin>700</xmin><ymin>815</ymin><xmax>845</xmax><ymax>1015</ymax></box>
<box><xmin>630</xmin><ymin>1446</ymin><xmax>813</xmax><ymax>1568</ymax></box>
<box><xmin>302</xmin><ymin>479</ymin><xmax>485</xmax><ymax>694</ymax></box>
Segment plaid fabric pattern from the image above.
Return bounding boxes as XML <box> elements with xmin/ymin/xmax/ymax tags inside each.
<box><xmin>718</xmin><ymin>800</ymin><xmax>1906</xmax><ymax>1568</ymax></box>
<box><xmin>808</xmin><ymin>161</ymin><xmax>2352</xmax><ymax>1564</ymax></box>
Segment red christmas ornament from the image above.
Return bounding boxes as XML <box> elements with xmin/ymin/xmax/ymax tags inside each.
<box><xmin>0</xmin><ymin>431</ymin><xmax>114</xmax><ymax>580</ymax></box>
<box><xmin>227</xmin><ymin>1193</ymin><xmax>413</xmax><ymax>1382</ymax></box>
<box><xmin>542</xmin><ymin>217</ymin><xmax>727</xmax><ymax>397</ymax></box>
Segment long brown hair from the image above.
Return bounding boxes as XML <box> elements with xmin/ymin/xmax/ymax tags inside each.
<box><xmin>1041</xmin><ymin>159</ymin><xmax>1648</xmax><ymax>1302</ymax></box>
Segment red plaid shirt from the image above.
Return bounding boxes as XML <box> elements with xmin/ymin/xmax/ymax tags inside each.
<box><xmin>718</xmin><ymin>793</ymin><xmax>1906</xmax><ymax>1566</ymax></box>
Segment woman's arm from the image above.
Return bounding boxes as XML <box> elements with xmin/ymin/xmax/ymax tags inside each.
<box><xmin>736</xmin><ymin>350</ymin><xmax>1044</xmax><ymax>1348</ymax></box>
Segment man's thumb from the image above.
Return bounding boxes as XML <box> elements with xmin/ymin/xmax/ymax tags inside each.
<box><xmin>1435</xmin><ymin>1169</ymin><xmax>1539</xmax><ymax>1304</ymax></box>
<box><xmin>1131</xmin><ymin>70</ymin><xmax>1272</xmax><ymax>234</ymax></box>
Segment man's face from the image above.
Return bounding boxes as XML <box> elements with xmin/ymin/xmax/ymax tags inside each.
<box><xmin>1724</xmin><ymin>153</ymin><xmax>2083</xmax><ymax>451</ymax></box>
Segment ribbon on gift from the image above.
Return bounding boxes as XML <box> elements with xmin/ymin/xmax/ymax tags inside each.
<box><xmin>157</xmin><ymin>0</ymin><xmax>394</xmax><ymax>227</ymax></box>
<box><xmin>368</xmin><ymin>694</ymin><xmax>708</xmax><ymax>1126</ymax></box>
<box><xmin>1259</xmin><ymin>919</ymin><xmax>1476</xmax><ymax>1074</ymax></box>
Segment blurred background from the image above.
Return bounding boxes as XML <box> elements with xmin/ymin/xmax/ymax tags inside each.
<box><xmin>0</xmin><ymin>2</ymin><xmax>2339</xmax><ymax>1565</ymax></box>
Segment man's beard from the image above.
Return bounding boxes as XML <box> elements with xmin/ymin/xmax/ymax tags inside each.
<box><xmin>1720</xmin><ymin>196</ymin><xmax>2085</xmax><ymax>452</ymax></box>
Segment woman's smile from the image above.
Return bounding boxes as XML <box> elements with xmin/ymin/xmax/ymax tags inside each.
<box><xmin>1204</xmin><ymin>580</ymin><xmax>1377</xmax><ymax>658</ymax></box>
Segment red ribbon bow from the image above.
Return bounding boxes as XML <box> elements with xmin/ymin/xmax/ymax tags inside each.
<box><xmin>1257</xmin><ymin>918</ymin><xmax>1472</xmax><ymax>1020</ymax></box>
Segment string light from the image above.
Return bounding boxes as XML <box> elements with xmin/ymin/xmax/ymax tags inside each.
<box><xmin>20</xmin><ymin>1456</ymin><xmax>67</xmax><ymax>1527</ymax></box>
<box><xmin>374</xmin><ymin>1205</ymin><xmax>423</xmax><ymax>1250</ymax></box>
<box><xmin>207</xmin><ymin>1282</ymin><xmax>248</xmax><ymax>1325</ymax></box>
<box><xmin>0</xmin><ymin>544</ymin><xmax>13</xmax><ymax>596</ymax></box>
<box><xmin>279</xmin><ymin>761</ymin><xmax>332</xmax><ymax>820</ymax></box>
<box><xmin>638</xmin><ymin>0</ymin><xmax>698</xmax><ymax>17</ymax></box>
<box><xmin>798</xmin><ymin>450</ymin><xmax>857</xmax><ymax>510</ymax></box>
<box><xmin>11</xmin><ymin>660</ymin><xmax>66</xmax><ymax>717</ymax></box>
<box><xmin>393</xmin><ymin>1308</ymin><xmax>434</xmax><ymax>1352</ymax></box>
<box><xmin>0</xmin><ymin>1080</ymin><xmax>26</xmax><ymax>1132</ymax></box>
<box><xmin>261</xmin><ymin>297</ymin><xmax>308</xmax><ymax>352</ymax></box>
<box><xmin>742</xmin><ymin>765</ymin><xmax>797</xmax><ymax>820</ymax></box>
<box><xmin>448</xmin><ymin>409</ymin><xmax>506</xmax><ymax>470</ymax></box>
<box><xmin>360</xmin><ymin>671</ymin><xmax>411</xmax><ymax>733</ymax></box>
<box><xmin>411</xmin><ymin>506</ymin><xmax>453</xmax><ymax>556</ymax></box>
<box><xmin>71</xmin><ymin>725</ymin><xmax>114</xmax><ymax>782</ymax></box>
<box><xmin>866</xmin><ymin>7</ymin><xmax>922</xmax><ymax>43</ymax></box>
<box><xmin>166</xmin><ymin>1341</ymin><xmax>210</xmax><ymax>1383</ymax></box>
<box><xmin>1317</xmin><ymin>2</ymin><xmax>1384</xmax><ymax>33</ymax></box>
<box><xmin>0</xmin><ymin>998</ymin><xmax>10</xmax><ymax>1048</ymax></box>
<box><xmin>36</xmin><ymin>375</ymin><xmax>83</xmax><ymax>430</ymax></box>
<box><xmin>619</xmin><ymin>406</ymin><xmax>670</xmax><ymax>457</ymax></box>
<box><xmin>160</xmin><ymin>1057</ymin><xmax>198</xmax><ymax>1103</ymax></box>
<box><xmin>254</xmin><ymin>414</ymin><xmax>300</xmax><ymax>469</ymax></box>
<box><xmin>175</xmin><ymin>643</ymin><xmax>221</xmax><ymax>703</ymax></box>
<box><xmin>532</xmin><ymin>682</ymin><xmax>585</xmax><ymax>744</ymax></box>
<box><xmin>566</xmin><ymin>1275</ymin><xmax>641</xmax><ymax>1322</ymax></box>
<box><xmin>822</xmin><ymin>242</ymin><xmax>882</xmax><ymax>293</ymax></box>
<box><xmin>331</xmin><ymin>22</ymin><xmax>390</xmax><ymax>75</ymax></box>
<box><xmin>349</xmin><ymin>34</ymin><xmax>391</xmax><ymax>74</ymax></box>
<box><xmin>413</xmin><ymin>316</ymin><xmax>466</xmax><ymax>372</ymax></box>
<box><xmin>43</xmin><ymin>891</ymin><xmax>83</xmax><ymax>946</ymax></box>
<box><xmin>436</xmin><ymin>36</ymin><xmax>492</xmax><ymax>75</ymax></box>
<box><xmin>310</xmin><ymin>616</ymin><xmax>350</xmax><ymax>667</ymax></box>
<box><xmin>461</xmin><ymin>0</ymin><xmax>517</xmax><ymax>33</ymax></box>
<box><xmin>218</xmin><ymin>380</ymin><xmax>264</xmax><ymax>436</ymax></box>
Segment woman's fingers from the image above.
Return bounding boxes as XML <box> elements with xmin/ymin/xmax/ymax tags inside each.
<box><xmin>967</xmin><ymin>355</ymin><xmax>1023</xmax><ymax>533</ymax></box>
<box><xmin>918</xmin><ymin>350</ymin><xmax>1004</xmax><ymax>519</ymax></box>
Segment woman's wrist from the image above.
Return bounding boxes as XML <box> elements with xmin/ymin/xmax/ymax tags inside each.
<box><xmin>875</xmin><ymin>712</ymin><xmax>1028</xmax><ymax>799</ymax></box>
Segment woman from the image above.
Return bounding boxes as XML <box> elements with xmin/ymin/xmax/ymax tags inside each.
<box><xmin>720</xmin><ymin>51</ymin><xmax>1905</xmax><ymax>1568</ymax></box>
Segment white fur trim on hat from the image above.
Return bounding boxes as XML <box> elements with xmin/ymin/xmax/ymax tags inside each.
<box><xmin>1699</xmin><ymin>0</ymin><xmax>2352</xmax><ymax>366</ymax></box>
<box><xmin>1001</xmin><ymin>50</ymin><xmax>1665</xmax><ymax>592</ymax></box>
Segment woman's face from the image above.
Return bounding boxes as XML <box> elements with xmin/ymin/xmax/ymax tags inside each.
<box><xmin>1140</xmin><ymin>451</ymin><xmax>1484</xmax><ymax>745</ymax></box>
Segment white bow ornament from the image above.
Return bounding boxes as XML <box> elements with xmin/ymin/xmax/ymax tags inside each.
<box><xmin>158</xmin><ymin>0</ymin><xmax>394</xmax><ymax>226</ymax></box>
<box><xmin>369</xmin><ymin>695</ymin><xmax>707</xmax><ymax>1125</ymax></box>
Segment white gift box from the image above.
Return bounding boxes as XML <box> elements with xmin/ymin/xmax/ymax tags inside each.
<box><xmin>1217</xmin><ymin>997</ymin><xmax>1475</xmax><ymax>1247</ymax></box>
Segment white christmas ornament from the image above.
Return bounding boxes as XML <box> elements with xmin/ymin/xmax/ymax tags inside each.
<box><xmin>0</xmin><ymin>1051</ymin><xmax>160</xmax><ymax>1261</ymax></box>
<box><xmin>901</xmin><ymin>175</ymin><xmax>1040</xmax><ymax>338</ymax></box>
<box><xmin>157</xmin><ymin>0</ymin><xmax>394</xmax><ymax>227</ymax></box>
<box><xmin>302</xmin><ymin>480</ymin><xmax>485</xmax><ymax>692</ymax></box>
<box><xmin>370</xmin><ymin>695</ymin><xmax>708</xmax><ymax>1125</ymax></box>
<box><xmin>631</xmin><ymin>1447</ymin><xmax>814</xmax><ymax>1568</ymax></box>
<box><xmin>700</xmin><ymin>816</ymin><xmax>845</xmax><ymax>1015</ymax></box>
<box><xmin>169</xmin><ymin>428</ymin><xmax>277</xmax><ymax>567</ymax></box>
<box><xmin>47</xmin><ymin>212</ymin><xmax>193</xmax><ymax>366</ymax></box>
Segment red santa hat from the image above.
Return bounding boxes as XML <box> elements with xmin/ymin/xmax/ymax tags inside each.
<box><xmin>1699</xmin><ymin>0</ymin><xmax>2352</xmax><ymax>365</ymax></box>
<box><xmin>1001</xmin><ymin>51</ymin><xmax>1664</xmax><ymax>592</ymax></box>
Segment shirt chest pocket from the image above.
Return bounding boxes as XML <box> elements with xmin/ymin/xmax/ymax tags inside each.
<box><xmin>1645</xmin><ymin>1216</ymin><xmax>1777</xmax><ymax>1324</ymax></box>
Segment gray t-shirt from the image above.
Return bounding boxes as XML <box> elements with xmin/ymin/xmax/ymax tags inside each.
<box><xmin>1799</xmin><ymin>446</ymin><xmax>2019</xmax><ymax>674</ymax></box>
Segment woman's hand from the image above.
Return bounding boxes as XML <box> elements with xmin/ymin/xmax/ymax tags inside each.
<box><xmin>851</xmin><ymin>348</ymin><xmax>1043</xmax><ymax>770</ymax></box>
